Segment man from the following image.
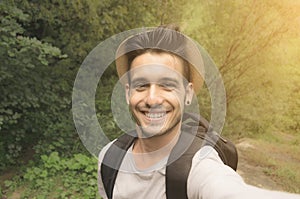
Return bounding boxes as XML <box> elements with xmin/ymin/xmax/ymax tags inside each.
<box><xmin>98</xmin><ymin>26</ymin><xmax>300</xmax><ymax>199</ymax></box>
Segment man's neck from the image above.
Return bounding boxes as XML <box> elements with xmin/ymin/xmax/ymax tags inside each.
<box><xmin>131</xmin><ymin>124</ymin><xmax>181</xmax><ymax>170</ymax></box>
<box><xmin>133</xmin><ymin>124</ymin><xmax>181</xmax><ymax>153</ymax></box>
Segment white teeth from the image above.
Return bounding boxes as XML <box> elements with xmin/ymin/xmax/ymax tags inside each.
<box><xmin>145</xmin><ymin>112</ymin><xmax>165</xmax><ymax>119</ymax></box>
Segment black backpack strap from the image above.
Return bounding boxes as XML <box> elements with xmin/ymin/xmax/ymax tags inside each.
<box><xmin>166</xmin><ymin>120</ymin><xmax>206</xmax><ymax>199</ymax></box>
<box><xmin>166</xmin><ymin>113</ymin><xmax>238</xmax><ymax>199</ymax></box>
<box><xmin>180</xmin><ymin>113</ymin><xmax>238</xmax><ymax>170</ymax></box>
<box><xmin>202</xmin><ymin>131</ymin><xmax>238</xmax><ymax>171</ymax></box>
<box><xmin>101</xmin><ymin>133</ymin><xmax>136</xmax><ymax>199</ymax></box>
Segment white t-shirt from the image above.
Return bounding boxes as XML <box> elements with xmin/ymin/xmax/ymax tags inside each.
<box><xmin>98</xmin><ymin>142</ymin><xmax>300</xmax><ymax>199</ymax></box>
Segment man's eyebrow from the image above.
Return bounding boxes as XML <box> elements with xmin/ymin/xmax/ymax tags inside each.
<box><xmin>159</xmin><ymin>77</ymin><xmax>181</xmax><ymax>84</ymax></box>
<box><xmin>130</xmin><ymin>77</ymin><xmax>182</xmax><ymax>85</ymax></box>
<box><xmin>130</xmin><ymin>77</ymin><xmax>149</xmax><ymax>85</ymax></box>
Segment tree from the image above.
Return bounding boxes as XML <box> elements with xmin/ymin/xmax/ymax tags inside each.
<box><xmin>178</xmin><ymin>0</ymin><xmax>300</xmax><ymax>136</ymax></box>
<box><xmin>182</xmin><ymin>0</ymin><xmax>299</xmax><ymax>103</ymax></box>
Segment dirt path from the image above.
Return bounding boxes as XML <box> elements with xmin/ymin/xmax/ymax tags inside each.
<box><xmin>236</xmin><ymin>139</ymin><xmax>284</xmax><ymax>191</ymax></box>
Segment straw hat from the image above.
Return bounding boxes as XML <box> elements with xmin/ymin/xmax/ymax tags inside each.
<box><xmin>115</xmin><ymin>28</ymin><xmax>205</xmax><ymax>94</ymax></box>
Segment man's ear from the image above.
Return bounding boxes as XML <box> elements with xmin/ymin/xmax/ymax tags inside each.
<box><xmin>185</xmin><ymin>83</ymin><xmax>194</xmax><ymax>106</ymax></box>
<box><xmin>125</xmin><ymin>84</ymin><xmax>130</xmax><ymax>105</ymax></box>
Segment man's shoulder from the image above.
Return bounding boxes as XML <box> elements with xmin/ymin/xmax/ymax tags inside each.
<box><xmin>193</xmin><ymin>146</ymin><xmax>220</xmax><ymax>163</ymax></box>
<box><xmin>98</xmin><ymin>140</ymin><xmax>116</xmax><ymax>163</ymax></box>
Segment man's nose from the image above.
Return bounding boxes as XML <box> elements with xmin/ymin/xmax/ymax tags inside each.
<box><xmin>145</xmin><ymin>84</ymin><xmax>163</xmax><ymax>106</ymax></box>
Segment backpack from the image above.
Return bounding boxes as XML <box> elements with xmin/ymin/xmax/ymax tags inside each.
<box><xmin>101</xmin><ymin>113</ymin><xmax>238</xmax><ymax>199</ymax></box>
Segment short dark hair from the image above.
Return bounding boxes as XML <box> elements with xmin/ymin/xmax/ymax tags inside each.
<box><xmin>126</xmin><ymin>49</ymin><xmax>190</xmax><ymax>82</ymax></box>
<box><xmin>123</xmin><ymin>25</ymin><xmax>191</xmax><ymax>81</ymax></box>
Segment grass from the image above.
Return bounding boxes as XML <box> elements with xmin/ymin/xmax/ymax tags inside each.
<box><xmin>244</xmin><ymin>131</ymin><xmax>300</xmax><ymax>193</ymax></box>
<box><xmin>1</xmin><ymin>153</ymin><xmax>102</xmax><ymax>199</ymax></box>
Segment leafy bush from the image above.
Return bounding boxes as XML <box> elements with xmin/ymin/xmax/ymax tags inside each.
<box><xmin>0</xmin><ymin>1</ymin><xmax>68</xmax><ymax>169</ymax></box>
<box><xmin>4</xmin><ymin>152</ymin><xmax>101</xmax><ymax>199</ymax></box>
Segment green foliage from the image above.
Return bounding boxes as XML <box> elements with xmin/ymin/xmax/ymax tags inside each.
<box><xmin>0</xmin><ymin>0</ymin><xmax>179</xmax><ymax>197</ymax></box>
<box><xmin>0</xmin><ymin>0</ymin><xmax>163</xmax><ymax>170</ymax></box>
<box><xmin>20</xmin><ymin>0</ymin><xmax>161</xmax><ymax>63</ymax></box>
<box><xmin>0</xmin><ymin>1</ymin><xmax>69</xmax><ymax>168</ymax></box>
<box><xmin>96</xmin><ymin>66</ymin><xmax>124</xmax><ymax>141</ymax></box>
<box><xmin>4</xmin><ymin>152</ymin><xmax>100</xmax><ymax>199</ymax></box>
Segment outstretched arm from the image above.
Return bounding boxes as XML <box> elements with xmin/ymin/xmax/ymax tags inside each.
<box><xmin>187</xmin><ymin>146</ymin><xmax>300</xmax><ymax>199</ymax></box>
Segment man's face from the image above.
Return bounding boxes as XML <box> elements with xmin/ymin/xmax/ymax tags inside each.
<box><xmin>125</xmin><ymin>52</ymin><xmax>193</xmax><ymax>138</ymax></box>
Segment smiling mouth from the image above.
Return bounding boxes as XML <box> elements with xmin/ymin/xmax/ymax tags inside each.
<box><xmin>145</xmin><ymin>112</ymin><xmax>166</xmax><ymax>119</ymax></box>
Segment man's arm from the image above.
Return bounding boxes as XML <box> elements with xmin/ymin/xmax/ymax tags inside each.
<box><xmin>187</xmin><ymin>146</ymin><xmax>300</xmax><ymax>199</ymax></box>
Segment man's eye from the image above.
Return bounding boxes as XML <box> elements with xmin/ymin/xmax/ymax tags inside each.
<box><xmin>133</xmin><ymin>83</ymin><xmax>148</xmax><ymax>90</ymax></box>
<box><xmin>159</xmin><ymin>83</ymin><xmax>176</xmax><ymax>90</ymax></box>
